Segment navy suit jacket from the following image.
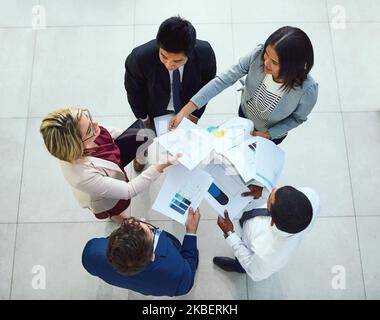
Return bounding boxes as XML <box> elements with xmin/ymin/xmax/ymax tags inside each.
<box><xmin>124</xmin><ymin>39</ymin><xmax>216</xmax><ymax>120</ymax></box>
<box><xmin>82</xmin><ymin>231</ymin><xmax>198</xmax><ymax>296</ymax></box>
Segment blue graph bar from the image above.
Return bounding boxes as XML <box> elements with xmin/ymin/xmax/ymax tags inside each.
<box><xmin>170</xmin><ymin>203</ymin><xmax>186</xmax><ymax>215</ymax></box>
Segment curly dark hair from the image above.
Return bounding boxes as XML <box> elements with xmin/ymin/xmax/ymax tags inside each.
<box><xmin>106</xmin><ymin>218</ymin><xmax>153</xmax><ymax>275</ymax></box>
<box><xmin>270</xmin><ymin>186</ymin><xmax>313</xmax><ymax>234</ymax></box>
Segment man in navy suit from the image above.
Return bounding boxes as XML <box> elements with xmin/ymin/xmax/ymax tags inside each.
<box><xmin>82</xmin><ymin>208</ymin><xmax>200</xmax><ymax>296</ymax></box>
<box><xmin>124</xmin><ymin>16</ymin><xmax>216</xmax><ymax>172</ymax></box>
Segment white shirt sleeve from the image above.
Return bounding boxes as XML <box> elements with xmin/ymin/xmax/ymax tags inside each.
<box><xmin>225</xmin><ymin>231</ymin><xmax>271</xmax><ymax>282</ymax></box>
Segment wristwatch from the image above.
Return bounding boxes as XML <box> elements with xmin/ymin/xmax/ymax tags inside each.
<box><xmin>223</xmin><ymin>230</ymin><xmax>235</xmax><ymax>239</ymax></box>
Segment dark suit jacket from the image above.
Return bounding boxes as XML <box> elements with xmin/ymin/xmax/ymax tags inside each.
<box><xmin>82</xmin><ymin>231</ymin><xmax>198</xmax><ymax>296</ymax></box>
<box><xmin>124</xmin><ymin>39</ymin><xmax>216</xmax><ymax>120</ymax></box>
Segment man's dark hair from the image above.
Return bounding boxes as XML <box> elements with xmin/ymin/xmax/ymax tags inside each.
<box><xmin>156</xmin><ymin>16</ymin><xmax>196</xmax><ymax>56</ymax></box>
<box><xmin>270</xmin><ymin>186</ymin><xmax>313</xmax><ymax>234</ymax></box>
<box><xmin>106</xmin><ymin>218</ymin><xmax>153</xmax><ymax>275</ymax></box>
<box><xmin>262</xmin><ymin>26</ymin><xmax>314</xmax><ymax>91</ymax></box>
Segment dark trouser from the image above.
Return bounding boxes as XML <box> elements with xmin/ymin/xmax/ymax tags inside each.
<box><xmin>238</xmin><ymin>105</ymin><xmax>287</xmax><ymax>145</ymax></box>
<box><xmin>234</xmin><ymin>258</ymin><xmax>246</xmax><ymax>273</ymax></box>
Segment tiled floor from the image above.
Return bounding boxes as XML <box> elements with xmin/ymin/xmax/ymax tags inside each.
<box><xmin>0</xmin><ymin>0</ymin><xmax>379</xmax><ymax>300</ymax></box>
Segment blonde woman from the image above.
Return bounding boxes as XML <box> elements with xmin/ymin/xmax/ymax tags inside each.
<box><xmin>40</xmin><ymin>108</ymin><xmax>179</xmax><ymax>223</ymax></box>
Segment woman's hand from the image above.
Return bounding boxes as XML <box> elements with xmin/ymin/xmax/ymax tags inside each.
<box><xmin>168</xmin><ymin>112</ymin><xmax>185</xmax><ymax>130</ymax></box>
<box><xmin>168</xmin><ymin>101</ymin><xmax>198</xmax><ymax>130</ymax></box>
<box><xmin>155</xmin><ymin>153</ymin><xmax>182</xmax><ymax>172</ymax></box>
<box><xmin>251</xmin><ymin>130</ymin><xmax>271</xmax><ymax>140</ymax></box>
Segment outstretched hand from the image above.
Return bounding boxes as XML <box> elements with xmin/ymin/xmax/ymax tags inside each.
<box><xmin>186</xmin><ymin>207</ymin><xmax>201</xmax><ymax>234</ymax></box>
<box><xmin>217</xmin><ymin>210</ymin><xmax>234</xmax><ymax>233</ymax></box>
<box><xmin>241</xmin><ymin>184</ymin><xmax>263</xmax><ymax>199</ymax></box>
<box><xmin>155</xmin><ymin>153</ymin><xmax>182</xmax><ymax>172</ymax></box>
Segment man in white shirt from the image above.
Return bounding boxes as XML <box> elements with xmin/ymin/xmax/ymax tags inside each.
<box><xmin>214</xmin><ymin>185</ymin><xmax>320</xmax><ymax>282</ymax></box>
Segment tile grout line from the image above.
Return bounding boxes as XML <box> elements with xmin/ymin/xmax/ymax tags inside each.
<box><xmin>325</xmin><ymin>0</ymin><xmax>367</xmax><ymax>300</ymax></box>
<box><xmin>4</xmin><ymin>20</ymin><xmax>380</xmax><ymax>30</ymax></box>
<box><xmin>2</xmin><ymin>214</ymin><xmax>379</xmax><ymax>226</ymax></box>
<box><xmin>1</xmin><ymin>110</ymin><xmax>378</xmax><ymax>121</ymax></box>
<box><xmin>340</xmin><ymin>114</ymin><xmax>368</xmax><ymax>300</ymax></box>
<box><xmin>8</xmin><ymin>25</ymin><xmax>39</xmax><ymax>300</ymax></box>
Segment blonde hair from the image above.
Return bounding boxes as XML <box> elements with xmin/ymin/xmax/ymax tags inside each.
<box><xmin>40</xmin><ymin>108</ymin><xmax>86</xmax><ymax>162</ymax></box>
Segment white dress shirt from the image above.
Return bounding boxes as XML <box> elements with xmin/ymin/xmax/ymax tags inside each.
<box><xmin>166</xmin><ymin>65</ymin><xmax>184</xmax><ymax>112</ymax></box>
<box><xmin>225</xmin><ymin>187</ymin><xmax>320</xmax><ymax>282</ymax></box>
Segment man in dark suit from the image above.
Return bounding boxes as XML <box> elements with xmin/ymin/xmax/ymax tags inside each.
<box><xmin>82</xmin><ymin>208</ymin><xmax>200</xmax><ymax>297</ymax></box>
<box><xmin>124</xmin><ymin>16</ymin><xmax>216</xmax><ymax>171</ymax></box>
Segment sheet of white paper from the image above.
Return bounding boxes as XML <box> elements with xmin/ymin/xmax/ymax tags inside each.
<box><xmin>254</xmin><ymin>136</ymin><xmax>285</xmax><ymax>191</ymax></box>
<box><xmin>220</xmin><ymin>136</ymin><xmax>284</xmax><ymax>191</ymax></box>
<box><xmin>156</xmin><ymin>118</ymin><xmax>214</xmax><ymax>170</ymax></box>
<box><xmin>203</xmin><ymin>162</ymin><xmax>252</xmax><ymax>219</ymax></box>
<box><xmin>153</xmin><ymin>114</ymin><xmax>173</xmax><ymax>137</ymax></box>
<box><xmin>210</xmin><ymin>117</ymin><xmax>254</xmax><ymax>154</ymax></box>
<box><xmin>152</xmin><ymin>164</ymin><xmax>213</xmax><ymax>224</ymax></box>
<box><xmin>219</xmin><ymin>136</ymin><xmax>257</xmax><ymax>183</ymax></box>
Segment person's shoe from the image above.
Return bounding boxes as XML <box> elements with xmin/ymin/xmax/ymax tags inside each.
<box><xmin>133</xmin><ymin>158</ymin><xmax>145</xmax><ymax>172</ymax></box>
<box><xmin>213</xmin><ymin>256</ymin><xmax>245</xmax><ymax>273</ymax></box>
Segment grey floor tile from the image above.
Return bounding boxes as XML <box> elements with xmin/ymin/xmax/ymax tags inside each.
<box><xmin>232</xmin><ymin>22</ymin><xmax>340</xmax><ymax>112</ymax></box>
<box><xmin>30</xmin><ymin>27</ymin><xmax>134</xmax><ymax>117</ymax></box>
<box><xmin>40</xmin><ymin>0</ymin><xmax>134</xmax><ymax>26</ymax></box>
<box><xmin>0</xmin><ymin>224</ymin><xmax>16</xmax><ymax>300</ymax></box>
<box><xmin>19</xmin><ymin>116</ymin><xmax>133</xmax><ymax>223</ymax></box>
<box><xmin>356</xmin><ymin>216</ymin><xmax>380</xmax><ymax>299</ymax></box>
<box><xmin>128</xmin><ymin>220</ymin><xmax>247</xmax><ymax>299</ymax></box>
<box><xmin>232</xmin><ymin>0</ymin><xmax>328</xmax><ymax>23</ymax></box>
<box><xmin>0</xmin><ymin>119</ymin><xmax>26</xmax><ymax>223</ymax></box>
<box><xmin>331</xmin><ymin>23</ymin><xmax>380</xmax><ymax>111</ymax></box>
<box><xmin>11</xmin><ymin>222</ymin><xmax>130</xmax><ymax>299</ymax></box>
<box><xmin>327</xmin><ymin>0</ymin><xmax>380</xmax><ymax>22</ymax></box>
<box><xmin>248</xmin><ymin>217</ymin><xmax>365</xmax><ymax>299</ymax></box>
<box><xmin>0</xmin><ymin>0</ymin><xmax>38</xmax><ymax>27</ymax></box>
<box><xmin>343</xmin><ymin>112</ymin><xmax>380</xmax><ymax>216</ymax></box>
<box><xmin>0</xmin><ymin>29</ymin><xmax>35</xmax><ymax>118</ymax></box>
<box><xmin>194</xmin><ymin>23</ymin><xmax>234</xmax><ymax>71</ymax></box>
<box><xmin>278</xmin><ymin>112</ymin><xmax>354</xmax><ymax>217</ymax></box>
<box><xmin>135</xmin><ymin>0</ymin><xmax>231</xmax><ymax>25</ymax></box>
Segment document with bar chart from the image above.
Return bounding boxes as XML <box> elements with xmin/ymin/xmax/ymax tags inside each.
<box><xmin>152</xmin><ymin>164</ymin><xmax>213</xmax><ymax>224</ymax></box>
<box><xmin>203</xmin><ymin>162</ymin><xmax>252</xmax><ymax>218</ymax></box>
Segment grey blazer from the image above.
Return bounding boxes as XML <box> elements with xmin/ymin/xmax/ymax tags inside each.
<box><xmin>191</xmin><ymin>44</ymin><xmax>318</xmax><ymax>139</ymax></box>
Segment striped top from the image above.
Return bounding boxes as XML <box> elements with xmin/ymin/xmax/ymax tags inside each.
<box><xmin>245</xmin><ymin>75</ymin><xmax>284</xmax><ymax>132</ymax></box>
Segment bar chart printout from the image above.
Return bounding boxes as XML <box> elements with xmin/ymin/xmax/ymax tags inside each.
<box><xmin>152</xmin><ymin>164</ymin><xmax>213</xmax><ymax>224</ymax></box>
<box><xmin>170</xmin><ymin>193</ymin><xmax>192</xmax><ymax>215</ymax></box>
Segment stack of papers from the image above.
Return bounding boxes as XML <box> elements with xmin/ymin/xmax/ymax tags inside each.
<box><xmin>153</xmin><ymin>117</ymin><xmax>285</xmax><ymax>224</ymax></box>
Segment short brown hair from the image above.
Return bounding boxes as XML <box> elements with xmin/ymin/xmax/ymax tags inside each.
<box><xmin>40</xmin><ymin>108</ymin><xmax>85</xmax><ymax>162</ymax></box>
<box><xmin>106</xmin><ymin>218</ymin><xmax>153</xmax><ymax>275</ymax></box>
